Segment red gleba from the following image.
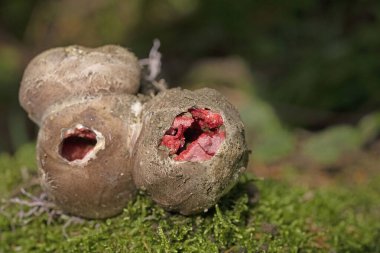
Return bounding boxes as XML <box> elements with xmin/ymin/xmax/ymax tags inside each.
<box><xmin>60</xmin><ymin>128</ymin><xmax>98</xmax><ymax>161</ymax></box>
<box><xmin>160</xmin><ymin>108</ymin><xmax>226</xmax><ymax>162</ymax></box>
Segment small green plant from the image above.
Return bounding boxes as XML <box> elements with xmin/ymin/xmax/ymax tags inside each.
<box><xmin>1</xmin><ymin>144</ymin><xmax>380</xmax><ymax>252</ymax></box>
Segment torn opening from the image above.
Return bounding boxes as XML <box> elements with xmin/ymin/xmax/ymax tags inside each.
<box><xmin>60</xmin><ymin>126</ymin><xmax>99</xmax><ymax>162</ymax></box>
<box><xmin>160</xmin><ymin>108</ymin><xmax>226</xmax><ymax>162</ymax></box>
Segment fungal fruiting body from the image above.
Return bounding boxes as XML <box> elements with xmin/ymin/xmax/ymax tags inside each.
<box><xmin>19</xmin><ymin>44</ymin><xmax>250</xmax><ymax>218</ymax></box>
<box><xmin>37</xmin><ymin>95</ymin><xmax>141</xmax><ymax>219</ymax></box>
<box><xmin>19</xmin><ymin>45</ymin><xmax>142</xmax><ymax>219</ymax></box>
<box><xmin>19</xmin><ymin>45</ymin><xmax>140</xmax><ymax>124</ymax></box>
<box><xmin>132</xmin><ymin>88</ymin><xmax>248</xmax><ymax>215</ymax></box>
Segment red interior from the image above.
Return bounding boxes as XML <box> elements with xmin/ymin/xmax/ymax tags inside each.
<box><xmin>60</xmin><ymin>128</ymin><xmax>97</xmax><ymax>161</ymax></box>
<box><xmin>160</xmin><ymin>108</ymin><xmax>225</xmax><ymax>162</ymax></box>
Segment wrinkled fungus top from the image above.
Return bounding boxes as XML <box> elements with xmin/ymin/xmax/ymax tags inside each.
<box><xmin>19</xmin><ymin>45</ymin><xmax>141</xmax><ymax>124</ymax></box>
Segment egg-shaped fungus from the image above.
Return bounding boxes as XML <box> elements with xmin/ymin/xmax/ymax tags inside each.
<box><xmin>132</xmin><ymin>88</ymin><xmax>248</xmax><ymax>215</ymax></box>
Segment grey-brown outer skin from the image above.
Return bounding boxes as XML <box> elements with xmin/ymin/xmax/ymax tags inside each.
<box><xmin>37</xmin><ymin>94</ymin><xmax>142</xmax><ymax>219</ymax></box>
<box><xmin>19</xmin><ymin>45</ymin><xmax>140</xmax><ymax>124</ymax></box>
<box><xmin>132</xmin><ymin>88</ymin><xmax>249</xmax><ymax>215</ymax></box>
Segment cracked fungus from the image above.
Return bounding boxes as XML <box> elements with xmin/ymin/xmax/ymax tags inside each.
<box><xmin>59</xmin><ymin>124</ymin><xmax>105</xmax><ymax>164</ymax></box>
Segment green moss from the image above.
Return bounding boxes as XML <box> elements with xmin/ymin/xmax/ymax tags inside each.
<box><xmin>1</xmin><ymin>144</ymin><xmax>379</xmax><ymax>252</ymax></box>
<box><xmin>241</xmin><ymin>99</ymin><xmax>295</xmax><ymax>163</ymax></box>
<box><xmin>303</xmin><ymin>125</ymin><xmax>362</xmax><ymax>165</ymax></box>
<box><xmin>0</xmin><ymin>143</ymin><xmax>37</xmax><ymax>198</ymax></box>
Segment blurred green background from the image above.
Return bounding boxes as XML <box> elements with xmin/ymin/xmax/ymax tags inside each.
<box><xmin>1</xmin><ymin>0</ymin><xmax>380</xmax><ymax>179</ymax></box>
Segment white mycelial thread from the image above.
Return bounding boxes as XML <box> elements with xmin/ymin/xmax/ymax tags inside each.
<box><xmin>131</xmin><ymin>100</ymin><xmax>142</xmax><ymax>117</ymax></box>
<box><xmin>128</xmin><ymin>101</ymin><xmax>143</xmax><ymax>155</ymax></box>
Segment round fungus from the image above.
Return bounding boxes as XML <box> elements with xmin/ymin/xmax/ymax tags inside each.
<box><xmin>37</xmin><ymin>94</ymin><xmax>141</xmax><ymax>219</ymax></box>
<box><xmin>19</xmin><ymin>45</ymin><xmax>140</xmax><ymax>124</ymax></box>
<box><xmin>132</xmin><ymin>88</ymin><xmax>249</xmax><ymax>215</ymax></box>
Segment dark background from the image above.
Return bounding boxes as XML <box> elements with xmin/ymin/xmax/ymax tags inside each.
<box><xmin>1</xmin><ymin>0</ymin><xmax>380</xmax><ymax>166</ymax></box>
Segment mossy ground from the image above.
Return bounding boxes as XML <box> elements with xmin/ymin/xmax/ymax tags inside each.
<box><xmin>0</xmin><ymin>144</ymin><xmax>379</xmax><ymax>253</ymax></box>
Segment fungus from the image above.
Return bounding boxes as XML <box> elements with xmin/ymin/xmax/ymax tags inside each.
<box><xmin>19</xmin><ymin>44</ymin><xmax>250</xmax><ymax>219</ymax></box>
<box><xmin>133</xmin><ymin>88</ymin><xmax>248</xmax><ymax>215</ymax></box>
<box><xmin>19</xmin><ymin>45</ymin><xmax>141</xmax><ymax>124</ymax></box>
<box><xmin>19</xmin><ymin>44</ymin><xmax>143</xmax><ymax>219</ymax></box>
<box><xmin>37</xmin><ymin>95</ymin><xmax>141</xmax><ymax>219</ymax></box>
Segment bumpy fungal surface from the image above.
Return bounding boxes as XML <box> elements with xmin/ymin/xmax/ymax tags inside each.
<box><xmin>133</xmin><ymin>88</ymin><xmax>248</xmax><ymax>215</ymax></box>
<box><xmin>37</xmin><ymin>94</ymin><xmax>142</xmax><ymax>219</ymax></box>
<box><xmin>160</xmin><ymin>108</ymin><xmax>226</xmax><ymax>162</ymax></box>
<box><xmin>19</xmin><ymin>45</ymin><xmax>141</xmax><ymax>124</ymax></box>
<box><xmin>19</xmin><ymin>44</ymin><xmax>250</xmax><ymax>219</ymax></box>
